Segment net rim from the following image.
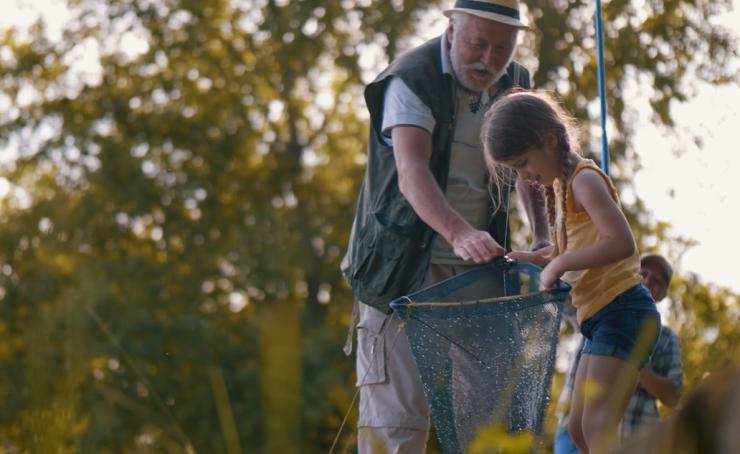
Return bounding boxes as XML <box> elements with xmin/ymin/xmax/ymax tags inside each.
<box><xmin>399</xmin><ymin>286</ymin><xmax>570</xmax><ymax>307</ymax></box>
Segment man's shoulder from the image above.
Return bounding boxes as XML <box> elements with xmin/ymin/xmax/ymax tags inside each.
<box><xmin>383</xmin><ymin>37</ymin><xmax>447</xmax><ymax>95</ymax></box>
<box><xmin>391</xmin><ymin>36</ymin><xmax>443</xmax><ymax>72</ymax></box>
<box><xmin>366</xmin><ymin>36</ymin><xmax>449</xmax><ymax>118</ymax></box>
<box><xmin>500</xmin><ymin>60</ymin><xmax>531</xmax><ymax>90</ymax></box>
<box><xmin>660</xmin><ymin>325</ymin><xmax>679</xmax><ymax>340</ymax></box>
<box><xmin>654</xmin><ymin>325</ymin><xmax>680</xmax><ymax>353</ymax></box>
<box><xmin>369</xmin><ymin>36</ymin><xmax>443</xmax><ymax>88</ymax></box>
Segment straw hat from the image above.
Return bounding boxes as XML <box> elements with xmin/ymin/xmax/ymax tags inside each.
<box><xmin>443</xmin><ymin>0</ymin><xmax>529</xmax><ymax>29</ymax></box>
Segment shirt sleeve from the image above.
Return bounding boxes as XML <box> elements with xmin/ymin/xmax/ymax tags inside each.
<box><xmin>652</xmin><ymin>326</ymin><xmax>683</xmax><ymax>392</ymax></box>
<box><xmin>380</xmin><ymin>77</ymin><xmax>436</xmax><ymax>145</ymax></box>
<box><xmin>663</xmin><ymin>328</ymin><xmax>683</xmax><ymax>391</ymax></box>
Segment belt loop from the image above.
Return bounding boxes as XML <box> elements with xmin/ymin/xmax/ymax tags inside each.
<box><xmin>343</xmin><ymin>297</ymin><xmax>360</xmax><ymax>356</ymax></box>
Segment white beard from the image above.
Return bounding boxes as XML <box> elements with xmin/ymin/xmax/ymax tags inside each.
<box><xmin>449</xmin><ymin>45</ymin><xmax>511</xmax><ymax>93</ymax></box>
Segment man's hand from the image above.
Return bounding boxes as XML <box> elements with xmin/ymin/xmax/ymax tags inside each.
<box><xmin>638</xmin><ymin>364</ymin><xmax>680</xmax><ymax>407</ymax></box>
<box><xmin>516</xmin><ymin>178</ymin><xmax>551</xmax><ymax>252</ymax></box>
<box><xmin>529</xmin><ymin>236</ymin><xmax>552</xmax><ymax>252</ymax></box>
<box><xmin>452</xmin><ymin>229</ymin><xmax>506</xmax><ymax>264</ymax></box>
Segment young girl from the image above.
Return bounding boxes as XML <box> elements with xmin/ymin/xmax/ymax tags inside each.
<box><xmin>481</xmin><ymin>91</ymin><xmax>661</xmax><ymax>454</ymax></box>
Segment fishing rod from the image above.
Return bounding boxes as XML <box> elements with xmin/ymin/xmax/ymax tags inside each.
<box><xmin>595</xmin><ymin>0</ymin><xmax>609</xmax><ymax>175</ymax></box>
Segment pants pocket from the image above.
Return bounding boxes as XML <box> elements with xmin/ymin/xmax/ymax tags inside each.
<box><xmin>356</xmin><ymin>307</ymin><xmax>388</xmax><ymax>386</ymax></box>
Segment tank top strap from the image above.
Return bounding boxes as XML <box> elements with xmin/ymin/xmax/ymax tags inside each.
<box><xmin>566</xmin><ymin>160</ymin><xmax>619</xmax><ymax>213</ymax></box>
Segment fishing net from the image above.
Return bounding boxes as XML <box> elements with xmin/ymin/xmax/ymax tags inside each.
<box><xmin>390</xmin><ymin>258</ymin><xmax>570</xmax><ymax>454</ymax></box>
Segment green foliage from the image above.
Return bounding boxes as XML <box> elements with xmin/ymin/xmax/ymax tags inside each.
<box><xmin>528</xmin><ymin>0</ymin><xmax>737</xmax><ymax>159</ymax></box>
<box><xmin>668</xmin><ymin>275</ymin><xmax>740</xmax><ymax>388</ymax></box>
<box><xmin>0</xmin><ymin>0</ymin><xmax>737</xmax><ymax>452</ymax></box>
<box><xmin>0</xmin><ymin>0</ymin><xmax>368</xmax><ymax>451</ymax></box>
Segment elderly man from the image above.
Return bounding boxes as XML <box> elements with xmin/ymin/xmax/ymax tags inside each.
<box><xmin>340</xmin><ymin>1</ymin><xmax>550</xmax><ymax>452</ymax></box>
<box><xmin>554</xmin><ymin>253</ymin><xmax>683</xmax><ymax>453</ymax></box>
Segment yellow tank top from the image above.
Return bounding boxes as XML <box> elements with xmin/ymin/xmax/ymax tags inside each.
<box><xmin>553</xmin><ymin>159</ymin><xmax>641</xmax><ymax>324</ymax></box>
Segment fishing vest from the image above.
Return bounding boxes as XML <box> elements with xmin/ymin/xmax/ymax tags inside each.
<box><xmin>340</xmin><ymin>35</ymin><xmax>531</xmax><ymax>313</ymax></box>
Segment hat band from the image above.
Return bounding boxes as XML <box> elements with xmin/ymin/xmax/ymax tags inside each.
<box><xmin>453</xmin><ymin>0</ymin><xmax>520</xmax><ymax>20</ymax></box>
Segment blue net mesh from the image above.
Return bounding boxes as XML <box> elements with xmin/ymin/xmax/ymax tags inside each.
<box><xmin>390</xmin><ymin>258</ymin><xmax>571</xmax><ymax>454</ymax></box>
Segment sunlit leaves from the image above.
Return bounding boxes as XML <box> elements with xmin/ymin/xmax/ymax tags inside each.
<box><xmin>468</xmin><ymin>423</ymin><xmax>536</xmax><ymax>454</ymax></box>
<box><xmin>529</xmin><ymin>0</ymin><xmax>737</xmax><ymax>160</ymax></box>
<box><xmin>669</xmin><ymin>275</ymin><xmax>740</xmax><ymax>389</ymax></box>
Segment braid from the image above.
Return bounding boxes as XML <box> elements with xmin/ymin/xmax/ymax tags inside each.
<box><xmin>544</xmin><ymin>185</ymin><xmax>558</xmax><ymax>256</ymax></box>
<box><xmin>557</xmin><ymin>151</ymin><xmax>574</xmax><ymax>254</ymax></box>
<box><xmin>545</xmin><ymin>147</ymin><xmax>575</xmax><ymax>261</ymax></box>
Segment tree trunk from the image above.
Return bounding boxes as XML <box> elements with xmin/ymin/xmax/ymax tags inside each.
<box><xmin>258</xmin><ymin>301</ymin><xmax>302</xmax><ymax>454</ymax></box>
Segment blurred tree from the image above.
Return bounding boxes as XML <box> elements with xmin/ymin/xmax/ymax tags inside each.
<box><xmin>667</xmin><ymin>276</ymin><xmax>740</xmax><ymax>389</ymax></box>
<box><xmin>0</xmin><ymin>0</ymin><xmax>737</xmax><ymax>453</ymax></box>
<box><xmin>0</xmin><ymin>0</ymin><xmax>370</xmax><ymax>451</ymax></box>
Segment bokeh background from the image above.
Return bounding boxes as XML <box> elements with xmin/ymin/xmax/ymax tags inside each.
<box><xmin>0</xmin><ymin>0</ymin><xmax>738</xmax><ymax>453</ymax></box>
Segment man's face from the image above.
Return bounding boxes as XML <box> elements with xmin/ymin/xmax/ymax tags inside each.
<box><xmin>447</xmin><ymin>14</ymin><xmax>518</xmax><ymax>93</ymax></box>
<box><xmin>639</xmin><ymin>261</ymin><xmax>669</xmax><ymax>302</ymax></box>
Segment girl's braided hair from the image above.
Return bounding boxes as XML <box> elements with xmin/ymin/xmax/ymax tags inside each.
<box><xmin>481</xmin><ymin>89</ymin><xmax>582</xmax><ymax>258</ymax></box>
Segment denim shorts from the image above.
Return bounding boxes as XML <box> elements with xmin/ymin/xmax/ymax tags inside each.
<box><xmin>580</xmin><ymin>284</ymin><xmax>661</xmax><ymax>371</ymax></box>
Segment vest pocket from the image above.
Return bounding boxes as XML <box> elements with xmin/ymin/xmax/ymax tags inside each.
<box><xmin>372</xmin><ymin>211</ymin><xmax>414</xmax><ymax>236</ymax></box>
<box><xmin>345</xmin><ymin>223</ymin><xmax>374</xmax><ymax>280</ymax></box>
<box><xmin>360</xmin><ymin>216</ymin><xmax>406</xmax><ymax>297</ymax></box>
<box><xmin>344</xmin><ymin>209</ymin><xmax>415</xmax><ymax>313</ymax></box>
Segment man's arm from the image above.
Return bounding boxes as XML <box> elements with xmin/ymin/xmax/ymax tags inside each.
<box><xmin>637</xmin><ymin>366</ymin><xmax>679</xmax><ymax>408</ymax></box>
<box><xmin>516</xmin><ymin>178</ymin><xmax>551</xmax><ymax>251</ymax></box>
<box><xmin>638</xmin><ymin>329</ymin><xmax>683</xmax><ymax>408</ymax></box>
<box><xmin>391</xmin><ymin>126</ymin><xmax>505</xmax><ymax>263</ymax></box>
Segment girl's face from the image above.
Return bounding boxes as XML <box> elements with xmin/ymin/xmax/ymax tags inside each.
<box><xmin>502</xmin><ymin>143</ymin><xmax>561</xmax><ymax>186</ymax></box>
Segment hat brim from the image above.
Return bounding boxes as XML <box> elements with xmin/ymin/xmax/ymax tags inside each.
<box><xmin>640</xmin><ymin>253</ymin><xmax>674</xmax><ymax>283</ymax></box>
<box><xmin>443</xmin><ymin>7</ymin><xmax>529</xmax><ymax>29</ymax></box>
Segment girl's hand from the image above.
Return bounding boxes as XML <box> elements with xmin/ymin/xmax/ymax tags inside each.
<box><xmin>540</xmin><ymin>257</ymin><xmax>566</xmax><ymax>289</ymax></box>
<box><xmin>507</xmin><ymin>247</ymin><xmax>554</xmax><ymax>267</ymax></box>
<box><xmin>507</xmin><ymin>250</ymin><xmax>538</xmax><ymax>264</ymax></box>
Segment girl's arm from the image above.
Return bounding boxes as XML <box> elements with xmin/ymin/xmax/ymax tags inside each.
<box><xmin>507</xmin><ymin>246</ymin><xmax>554</xmax><ymax>267</ymax></box>
<box><xmin>541</xmin><ymin>169</ymin><xmax>636</xmax><ymax>287</ymax></box>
